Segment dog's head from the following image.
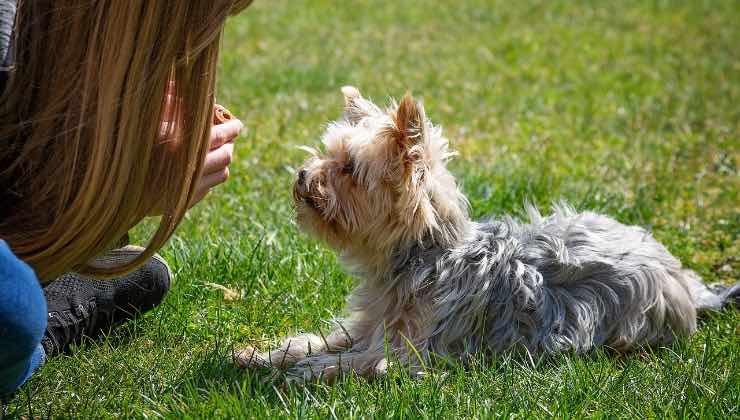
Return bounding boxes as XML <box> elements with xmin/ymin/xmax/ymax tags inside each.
<box><xmin>293</xmin><ymin>86</ymin><xmax>468</xmax><ymax>261</ymax></box>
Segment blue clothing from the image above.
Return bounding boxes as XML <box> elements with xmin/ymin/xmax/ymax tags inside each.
<box><xmin>0</xmin><ymin>240</ymin><xmax>46</xmax><ymax>396</ymax></box>
<box><xmin>1</xmin><ymin>3</ymin><xmax>44</xmax><ymax>396</ymax></box>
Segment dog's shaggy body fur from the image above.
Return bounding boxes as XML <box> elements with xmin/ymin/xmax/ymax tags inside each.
<box><xmin>395</xmin><ymin>206</ymin><xmax>718</xmax><ymax>356</ymax></box>
<box><xmin>235</xmin><ymin>87</ymin><xmax>738</xmax><ymax>382</ymax></box>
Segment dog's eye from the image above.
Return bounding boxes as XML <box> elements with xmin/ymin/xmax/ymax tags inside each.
<box><xmin>342</xmin><ymin>160</ymin><xmax>355</xmax><ymax>175</ymax></box>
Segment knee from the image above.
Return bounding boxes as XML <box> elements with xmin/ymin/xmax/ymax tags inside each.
<box><xmin>0</xmin><ymin>240</ymin><xmax>47</xmax><ymax>365</ymax></box>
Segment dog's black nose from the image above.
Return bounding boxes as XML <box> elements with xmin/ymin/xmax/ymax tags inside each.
<box><xmin>297</xmin><ymin>169</ymin><xmax>307</xmax><ymax>186</ymax></box>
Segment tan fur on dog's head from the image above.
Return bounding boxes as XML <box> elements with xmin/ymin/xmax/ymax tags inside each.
<box><xmin>293</xmin><ymin>87</ymin><xmax>468</xmax><ymax>268</ymax></box>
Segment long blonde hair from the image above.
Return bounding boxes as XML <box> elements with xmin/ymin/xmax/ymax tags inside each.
<box><xmin>0</xmin><ymin>0</ymin><xmax>253</xmax><ymax>282</ymax></box>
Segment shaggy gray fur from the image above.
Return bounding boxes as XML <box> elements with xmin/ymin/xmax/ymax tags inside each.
<box><xmin>391</xmin><ymin>203</ymin><xmax>734</xmax><ymax>357</ymax></box>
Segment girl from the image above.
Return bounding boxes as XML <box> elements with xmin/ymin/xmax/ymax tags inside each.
<box><xmin>0</xmin><ymin>0</ymin><xmax>253</xmax><ymax>395</ymax></box>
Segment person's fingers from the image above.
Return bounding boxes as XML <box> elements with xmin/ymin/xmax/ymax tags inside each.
<box><xmin>201</xmin><ymin>166</ymin><xmax>230</xmax><ymax>190</ymax></box>
<box><xmin>186</xmin><ymin>111</ymin><xmax>242</xmax><ymax>208</ymax></box>
<box><xmin>190</xmin><ymin>167</ymin><xmax>230</xmax><ymax>207</ymax></box>
<box><xmin>202</xmin><ymin>142</ymin><xmax>234</xmax><ymax>176</ymax></box>
<box><xmin>210</xmin><ymin>119</ymin><xmax>244</xmax><ymax>150</ymax></box>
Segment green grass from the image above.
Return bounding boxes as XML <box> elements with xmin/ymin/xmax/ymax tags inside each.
<box><xmin>7</xmin><ymin>0</ymin><xmax>740</xmax><ymax>417</ymax></box>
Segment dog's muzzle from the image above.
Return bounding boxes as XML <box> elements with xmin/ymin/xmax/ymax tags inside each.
<box><xmin>293</xmin><ymin>168</ymin><xmax>320</xmax><ymax>211</ymax></box>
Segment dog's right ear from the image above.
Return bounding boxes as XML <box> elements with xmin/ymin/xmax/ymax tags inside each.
<box><xmin>393</xmin><ymin>93</ymin><xmax>425</xmax><ymax>151</ymax></box>
<box><xmin>341</xmin><ymin>85</ymin><xmax>370</xmax><ymax>124</ymax></box>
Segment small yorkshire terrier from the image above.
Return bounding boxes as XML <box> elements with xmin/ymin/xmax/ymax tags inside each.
<box><xmin>235</xmin><ymin>86</ymin><xmax>739</xmax><ymax>383</ymax></box>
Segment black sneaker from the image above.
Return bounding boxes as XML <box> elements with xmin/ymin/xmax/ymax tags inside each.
<box><xmin>41</xmin><ymin>246</ymin><xmax>172</xmax><ymax>357</ymax></box>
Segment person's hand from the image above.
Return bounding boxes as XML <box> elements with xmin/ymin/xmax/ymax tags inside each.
<box><xmin>190</xmin><ymin>117</ymin><xmax>244</xmax><ymax>206</ymax></box>
<box><xmin>157</xmin><ymin>82</ymin><xmax>244</xmax><ymax>210</ymax></box>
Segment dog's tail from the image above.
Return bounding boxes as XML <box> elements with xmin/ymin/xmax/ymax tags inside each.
<box><xmin>683</xmin><ymin>269</ymin><xmax>740</xmax><ymax>312</ymax></box>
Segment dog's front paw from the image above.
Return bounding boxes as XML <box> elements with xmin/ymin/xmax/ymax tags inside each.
<box><xmin>284</xmin><ymin>360</ymin><xmax>340</xmax><ymax>385</ymax></box>
<box><xmin>233</xmin><ymin>346</ymin><xmax>272</xmax><ymax>369</ymax></box>
<box><xmin>281</xmin><ymin>354</ymin><xmax>389</xmax><ymax>386</ymax></box>
<box><xmin>373</xmin><ymin>357</ymin><xmax>389</xmax><ymax>377</ymax></box>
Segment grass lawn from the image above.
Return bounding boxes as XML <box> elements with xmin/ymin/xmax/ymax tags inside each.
<box><xmin>6</xmin><ymin>0</ymin><xmax>739</xmax><ymax>417</ymax></box>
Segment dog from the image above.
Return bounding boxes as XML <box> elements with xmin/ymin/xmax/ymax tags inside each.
<box><xmin>234</xmin><ymin>86</ymin><xmax>739</xmax><ymax>383</ymax></box>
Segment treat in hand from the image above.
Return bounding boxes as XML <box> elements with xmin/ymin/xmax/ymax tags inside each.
<box><xmin>213</xmin><ymin>104</ymin><xmax>235</xmax><ymax>125</ymax></box>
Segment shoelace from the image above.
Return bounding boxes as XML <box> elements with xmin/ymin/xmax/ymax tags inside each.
<box><xmin>47</xmin><ymin>299</ymin><xmax>106</xmax><ymax>352</ymax></box>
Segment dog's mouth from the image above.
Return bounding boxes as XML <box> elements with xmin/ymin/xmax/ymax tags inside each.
<box><xmin>293</xmin><ymin>180</ymin><xmax>323</xmax><ymax>213</ymax></box>
<box><xmin>293</xmin><ymin>166</ymin><xmax>335</xmax><ymax>219</ymax></box>
<box><xmin>303</xmin><ymin>195</ymin><xmax>320</xmax><ymax>211</ymax></box>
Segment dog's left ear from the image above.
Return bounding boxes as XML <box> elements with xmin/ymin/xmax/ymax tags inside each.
<box><xmin>393</xmin><ymin>93</ymin><xmax>426</xmax><ymax>162</ymax></box>
<box><xmin>391</xmin><ymin>94</ymin><xmax>439</xmax><ymax>233</ymax></box>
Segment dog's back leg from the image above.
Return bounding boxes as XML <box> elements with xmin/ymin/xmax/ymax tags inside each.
<box><xmin>684</xmin><ymin>269</ymin><xmax>740</xmax><ymax>312</ymax></box>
